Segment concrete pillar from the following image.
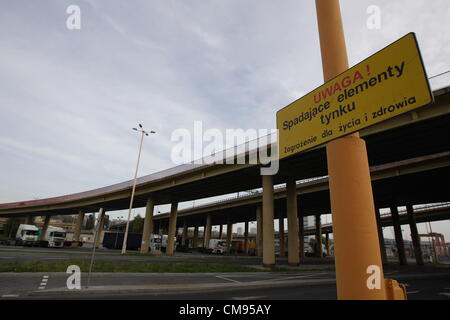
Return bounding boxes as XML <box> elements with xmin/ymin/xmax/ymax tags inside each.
<box><xmin>182</xmin><ymin>220</ymin><xmax>188</xmax><ymax>247</ymax></box>
<box><xmin>315</xmin><ymin>214</ymin><xmax>323</xmax><ymax>257</ymax></box>
<box><xmin>193</xmin><ymin>225</ymin><xmax>199</xmax><ymax>248</ymax></box>
<box><xmin>95</xmin><ymin>209</ymin><xmax>106</xmax><ymax>249</ymax></box>
<box><xmin>287</xmin><ymin>179</ymin><xmax>300</xmax><ymax>265</ymax></box>
<box><xmin>204</xmin><ymin>215</ymin><xmax>212</xmax><ymax>248</ymax></box>
<box><xmin>406</xmin><ymin>204</ymin><xmax>424</xmax><ymax>266</ymax></box>
<box><xmin>166</xmin><ymin>201</ymin><xmax>178</xmax><ymax>256</ymax></box>
<box><xmin>390</xmin><ymin>205</ymin><xmax>407</xmax><ymax>265</ymax></box>
<box><xmin>40</xmin><ymin>216</ymin><xmax>51</xmax><ymax>241</ymax></box>
<box><xmin>219</xmin><ymin>224</ymin><xmax>223</xmax><ymax>239</ymax></box>
<box><xmin>256</xmin><ymin>206</ymin><xmax>263</xmax><ymax>257</ymax></box>
<box><xmin>278</xmin><ymin>211</ymin><xmax>285</xmax><ymax>257</ymax></box>
<box><xmin>140</xmin><ymin>198</ymin><xmax>155</xmax><ymax>254</ymax></box>
<box><xmin>262</xmin><ymin>174</ymin><xmax>275</xmax><ymax>267</ymax></box>
<box><xmin>73</xmin><ymin>210</ymin><xmax>85</xmax><ymax>242</ymax></box>
<box><xmin>325</xmin><ymin>233</ymin><xmax>330</xmax><ymax>256</ymax></box>
<box><xmin>226</xmin><ymin>219</ymin><xmax>233</xmax><ymax>252</ymax></box>
<box><xmin>244</xmin><ymin>221</ymin><xmax>249</xmax><ymax>254</ymax></box>
<box><xmin>25</xmin><ymin>216</ymin><xmax>33</xmax><ymax>224</ymax></box>
<box><xmin>375</xmin><ymin>207</ymin><xmax>388</xmax><ymax>264</ymax></box>
<box><xmin>297</xmin><ymin>202</ymin><xmax>304</xmax><ymax>260</ymax></box>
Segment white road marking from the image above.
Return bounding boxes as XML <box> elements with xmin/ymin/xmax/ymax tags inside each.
<box><xmin>407</xmin><ymin>290</ymin><xmax>419</xmax><ymax>294</ymax></box>
<box><xmin>38</xmin><ymin>275</ymin><xmax>49</xmax><ymax>290</ymax></box>
<box><xmin>439</xmin><ymin>293</ymin><xmax>450</xmax><ymax>298</ymax></box>
<box><xmin>232</xmin><ymin>296</ymin><xmax>267</xmax><ymax>300</ymax></box>
<box><xmin>1</xmin><ymin>294</ymin><xmax>19</xmax><ymax>298</ymax></box>
<box><xmin>215</xmin><ymin>275</ymin><xmax>241</xmax><ymax>284</ymax></box>
<box><xmin>250</xmin><ymin>272</ymin><xmax>329</xmax><ymax>283</ymax></box>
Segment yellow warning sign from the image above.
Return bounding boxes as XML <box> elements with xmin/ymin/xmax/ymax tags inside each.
<box><xmin>276</xmin><ymin>33</ymin><xmax>433</xmax><ymax>159</ymax></box>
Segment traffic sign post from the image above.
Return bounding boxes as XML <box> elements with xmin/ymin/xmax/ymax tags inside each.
<box><xmin>298</xmin><ymin>0</ymin><xmax>418</xmax><ymax>300</ymax></box>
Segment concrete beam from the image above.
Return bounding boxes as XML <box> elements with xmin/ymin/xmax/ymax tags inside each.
<box><xmin>244</xmin><ymin>221</ymin><xmax>249</xmax><ymax>254</ymax></box>
<box><xmin>73</xmin><ymin>210</ymin><xmax>85</xmax><ymax>242</ymax></box>
<box><xmin>406</xmin><ymin>204</ymin><xmax>424</xmax><ymax>266</ymax></box>
<box><xmin>226</xmin><ymin>219</ymin><xmax>233</xmax><ymax>252</ymax></box>
<box><xmin>193</xmin><ymin>224</ymin><xmax>199</xmax><ymax>248</ymax></box>
<box><xmin>204</xmin><ymin>215</ymin><xmax>212</xmax><ymax>248</ymax></box>
<box><xmin>287</xmin><ymin>179</ymin><xmax>300</xmax><ymax>265</ymax></box>
<box><xmin>297</xmin><ymin>200</ymin><xmax>304</xmax><ymax>261</ymax></box>
<box><xmin>140</xmin><ymin>198</ymin><xmax>155</xmax><ymax>254</ymax></box>
<box><xmin>315</xmin><ymin>214</ymin><xmax>322</xmax><ymax>257</ymax></box>
<box><xmin>256</xmin><ymin>206</ymin><xmax>263</xmax><ymax>257</ymax></box>
<box><xmin>166</xmin><ymin>201</ymin><xmax>178</xmax><ymax>256</ymax></box>
<box><xmin>262</xmin><ymin>174</ymin><xmax>275</xmax><ymax>267</ymax></box>
<box><xmin>278</xmin><ymin>211</ymin><xmax>285</xmax><ymax>257</ymax></box>
<box><xmin>40</xmin><ymin>216</ymin><xmax>51</xmax><ymax>241</ymax></box>
<box><xmin>95</xmin><ymin>209</ymin><xmax>106</xmax><ymax>249</ymax></box>
<box><xmin>391</xmin><ymin>205</ymin><xmax>408</xmax><ymax>265</ymax></box>
<box><xmin>375</xmin><ymin>207</ymin><xmax>388</xmax><ymax>264</ymax></box>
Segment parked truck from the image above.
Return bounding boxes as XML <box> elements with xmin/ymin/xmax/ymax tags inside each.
<box><xmin>208</xmin><ymin>239</ymin><xmax>228</xmax><ymax>254</ymax></box>
<box><xmin>40</xmin><ymin>226</ymin><xmax>66</xmax><ymax>248</ymax></box>
<box><xmin>15</xmin><ymin>224</ymin><xmax>39</xmax><ymax>246</ymax></box>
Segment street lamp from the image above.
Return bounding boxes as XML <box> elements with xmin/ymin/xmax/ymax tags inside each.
<box><xmin>121</xmin><ymin>124</ymin><xmax>156</xmax><ymax>254</ymax></box>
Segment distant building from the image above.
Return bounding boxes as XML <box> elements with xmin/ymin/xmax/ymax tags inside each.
<box><xmin>0</xmin><ymin>217</ymin><xmax>7</xmax><ymax>235</ymax></box>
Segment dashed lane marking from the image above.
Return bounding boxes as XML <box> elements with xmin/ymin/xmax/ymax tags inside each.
<box><xmin>1</xmin><ymin>294</ymin><xmax>19</xmax><ymax>298</ymax></box>
<box><xmin>38</xmin><ymin>275</ymin><xmax>49</xmax><ymax>290</ymax></box>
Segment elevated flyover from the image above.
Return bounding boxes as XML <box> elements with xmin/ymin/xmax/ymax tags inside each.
<box><xmin>0</xmin><ymin>86</ymin><xmax>449</xmax><ymax>266</ymax></box>
<box><xmin>0</xmin><ymin>86</ymin><xmax>449</xmax><ymax>218</ymax></box>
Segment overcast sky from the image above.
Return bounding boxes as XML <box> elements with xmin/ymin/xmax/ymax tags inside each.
<box><xmin>0</xmin><ymin>1</ymin><xmax>449</xmax><ymax>240</ymax></box>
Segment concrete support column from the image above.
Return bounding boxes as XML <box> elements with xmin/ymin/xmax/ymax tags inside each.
<box><xmin>219</xmin><ymin>224</ymin><xmax>223</xmax><ymax>239</ymax></box>
<box><xmin>406</xmin><ymin>204</ymin><xmax>424</xmax><ymax>266</ymax></box>
<box><xmin>204</xmin><ymin>215</ymin><xmax>212</xmax><ymax>248</ymax></box>
<box><xmin>140</xmin><ymin>198</ymin><xmax>155</xmax><ymax>254</ymax></box>
<box><xmin>297</xmin><ymin>201</ymin><xmax>304</xmax><ymax>261</ymax></box>
<box><xmin>375</xmin><ymin>207</ymin><xmax>388</xmax><ymax>264</ymax></box>
<box><xmin>182</xmin><ymin>220</ymin><xmax>188</xmax><ymax>247</ymax></box>
<box><xmin>390</xmin><ymin>205</ymin><xmax>407</xmax><ymax>265</ymax></box>
<box><xmin>40</xmin><ymin>216</ymin><xmax>51</xmax><ymax>241</ymax></box>
<box><xmin>287</xmin><ymin>179</ymin><xmax>300</xmax><ymax>265</ymax></box>
<box><xmin>193</xmin><ymin>225</ymin><xmax>199</xmax><ymax>248</ymax></box>
<box><xmin>166</xmin><ymin>201</ymin><xmax>178</xmax><ymax>256</ymax></box>
<box><xmin>73</xmin><ymin>210</ymin><xmax>85</xmax><ymax>242</ymax></box>
<box><xmin>244</xmin><ymin>221</ymin><xmax>249</xmax><ymax>254</ymax></box>
<box><xmin>325</xmin><ymin>233</ymin><xmax>330</xmax><ymax>256</ymax></box>
<box><xmin>95</xmin><ymin>209</ymin><xmax>106</xmax><ymax>249</ymax></box>
<box><xmin>226</xmin><ymin>219</ymin><xmax>233</xmax><ymax>252</ymax></box>
<box><xmin>278</xmin><ymin>211</ymin><xmax>285</xmax><ymax>257</ymax></box>
<box><xmin>262</xmin><ymin>174</ymin><xmax>275</xmax><ymax>267</ymax></box>
<box><xmin>256</xmin><ymin>206</ymin><xmax>263</xmax><ymax>257</ymax></box>
<box><xmin>25</xmin><ymin>216</ymin><xmax>33</xmax><ymax>224</ymax></box>
<box><xmin>315</xmin><ymin>214</ymin><xmax>323</xmax><ymax>257</ymax></box>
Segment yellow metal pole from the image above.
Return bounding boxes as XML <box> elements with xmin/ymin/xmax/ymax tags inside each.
<box><xmin>315</xmin><ymin>0</ymin><xmax>389</xmax><ymax>299</ymax></box>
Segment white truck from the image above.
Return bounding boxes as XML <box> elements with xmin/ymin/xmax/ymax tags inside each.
<box><xmin>41</xmin><ymin>226</ymin><xmax>66</xmax><ymax>248</ymax></box>
<box><xmin>208</xmin><ymin>239</ymin><xmax>228</xmax><ymax>254</ymax></box>
<box><xmin>15</xmin><ymin>224</ymin><xmax>39</xmax><ymax>246</ymax></box>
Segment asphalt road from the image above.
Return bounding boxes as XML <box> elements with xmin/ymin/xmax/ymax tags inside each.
<box><xmin>0</xmin><ymin>270</ymin><xmax>449</xmax><ymax>300</ymax></box>
<box><xmin>1</xmin><ymin>245</ymin><xmax>449</xmax><ymax>300</ymax></box>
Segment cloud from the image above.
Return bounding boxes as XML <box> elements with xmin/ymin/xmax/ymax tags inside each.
<box><xmin>0</xmin><ymin>1</ymin><xmax>449</xmax><ymax>239</ymax></box>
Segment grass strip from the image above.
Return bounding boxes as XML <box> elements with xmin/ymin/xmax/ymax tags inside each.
<box><xmin>0</xmin><ymin>260</ymin><xmax>264</xmax><ymax>273</ymax></box>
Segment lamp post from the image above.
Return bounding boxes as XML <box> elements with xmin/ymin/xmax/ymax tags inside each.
<box><xmin>121</xmin><ymin>124</ymin><xmax>155</xmax><ymax>254</ymax></box>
